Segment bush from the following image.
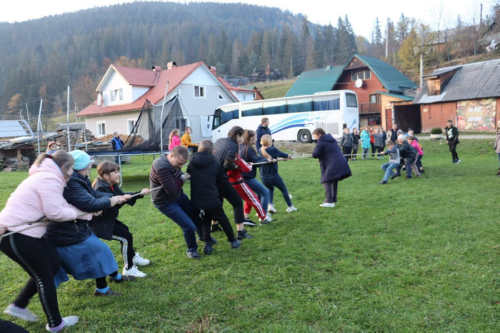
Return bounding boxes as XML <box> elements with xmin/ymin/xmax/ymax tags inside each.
<box><xmin>430</xmin><ymin>128</ymin><xmax>443</xmax><ymax>134</ymax></box>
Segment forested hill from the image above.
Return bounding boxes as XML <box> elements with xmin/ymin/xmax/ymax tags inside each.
<box><xmin>0</xmin><ymin>1</ymin><xmax>358</xmax><ymax>119</ymax></box>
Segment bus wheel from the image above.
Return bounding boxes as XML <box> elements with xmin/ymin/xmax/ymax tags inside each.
<box><xmin>297</xmin><ymin>130</ymin><xmax>312</xmax><ymax>143</ymax></box>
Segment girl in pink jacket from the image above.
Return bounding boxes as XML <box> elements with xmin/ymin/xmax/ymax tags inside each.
<box><xmin>408</xmin><ymin>136</ymin><xmax>424</xmax><ymax>173</ymax></box>
<box><xmin>0</xmin><ymin>151</ymin><xmax>82</xmax><ymax>332</ymax></box>
<box><xmin>168</xmin><ymin>128</ymin><xmax>181</xmax><ymax>151</ymax></box>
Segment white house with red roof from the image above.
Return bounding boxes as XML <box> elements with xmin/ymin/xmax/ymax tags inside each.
<box><xmin>78</xmin><ymin>61</ymin><xmax>241</xmax><ymax>141</ymax></box>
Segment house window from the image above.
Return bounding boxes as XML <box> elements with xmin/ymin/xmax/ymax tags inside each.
<box><xmin>370</xmin><ymin>94</ymin><xmax>379</xmax><ymax>104</ymax></box>
<box><xmin>364</xmin><ymin>70</ymin><xmax>371</xmax><ymax>80</ymax></box>
<box><xmin>194</xmin><ymin>86</ymin><xmax>205</xmax><ymax>98</ymax></box>
<box><xmin>351</xmin><ymin>72</ymin><xmax>357</xmax><ymax>81</ymax></box>
<box><xmin>119</xmin><ymin>88</ymin><xmax>123</xmax><ymax>100</ymax></box>
<box><xmin>127</xmin><ymin>119</ymin><xmax>136</xmax><ymax>134</ymax></box>
<box><xmin>110</xmin><ymin>90</ymin><xmax>116</xmax><ymax>102</ymax></box>
<box><xmin>97</xmin><ymin>122</ymin><xmax>106</xmax><ymax>137</ymax></box>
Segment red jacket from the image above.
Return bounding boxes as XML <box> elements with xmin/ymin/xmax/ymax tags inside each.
<box><xmin>227</xmin><ymin>155</ymin><xmax>252</xmax><ymax>184</ymax></box>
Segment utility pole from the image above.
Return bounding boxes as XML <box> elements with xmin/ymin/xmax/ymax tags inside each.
<box><xmin>25</xmin><ymin>103</ymin><xmax>30</xmax><ymax>125</ymax></box>
<box><xmin>420</xmin><ymin>53</ymin><xmax>424</xmax><ymax>88</ymax></box>
<box><xmin>480</xmin><ymin>3</ymin><xmax>483</xmax><ymax>27</ymax></box>
<box><xmin>385</xmin><ymin>21</ymin><xmax>389</xmax><ymax>59</ymax></box>
<box><xmin>37</xmin><ymin>99</ymin><xmax>43</xmax><ymax>155</ymax></box>
<box><xmin>66</xmin><ymin>85</ymin><xmax>71</xmax><ymax>151</ymax></box>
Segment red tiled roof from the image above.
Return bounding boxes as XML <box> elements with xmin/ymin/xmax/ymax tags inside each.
<box><xmin>79</xmin><ymin>62</ymin><xmax>204</xmax><ymax>117</ymax></box>
<box><xmin>113</xmin><ymin>65</ymin><xmax>158</xmax><ymax>87</ymax></box>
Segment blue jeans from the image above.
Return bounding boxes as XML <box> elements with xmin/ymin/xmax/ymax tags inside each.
<box><xmin>154</xmin><ymin>193</ymin><xmax>198</xmax><ymax>250</ymax></box>
<box><xmin>245</xmin><ymin>177</ymin><xmax>270</xmax><ymax>212</ymax></box>
<box><xmin>381</xmin><ymin>162</ymin><xmax>400</xmax><ymax>182</ymax></box>
<box><xmin>262</xmin><ymin>174</ymin><xmax>292</xmax><ymax>207</ymax></box>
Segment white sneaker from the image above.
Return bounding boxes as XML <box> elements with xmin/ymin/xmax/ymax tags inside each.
<box><xmin>123</xmin><ymin>265</ymin><xmax>147</xmax><ymax>278</ymax></box>
<box><xmin>132</xmin><ymin>252</ymin><xmax>150</xmax><ymax>266</ymax></box>
<box><xmin>46</xmin><ymin>315</ymin><xmax>79</xmax><ymax>332</ymax></box>
<box><xmin>4</xmin><ymin>304</ymin><xmax>38</xmax><ymax>322</ymax></box>
<box><xmin>320</xmin><ymin>203</ymin><xmax>336</xmax><ymax>208</ymax></box>
<box><xmin>286</xmin><ymin>206</ymin><xmax>297</xmax><ymax>213</ymax></box>
<box><xmin>288</xmin><ymin>193</ymin><xmax>293</xmax><ymax>199</ymax></box>
<box><xmin>267</xmin><ymin>204</ymin><xmax>277</xmax><ymax>214</ymax></box>
<box><xmin>259</xmin><ymin>215</ymin><xmax>273</xmax><ymax>224</ymax></box>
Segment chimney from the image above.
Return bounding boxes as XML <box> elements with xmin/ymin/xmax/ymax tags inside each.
<box><xmin>209</xmin><ymin>66</ymin><xmax>217</xmax><ymax>75</ymax></box>
<box><xmin>167</xmin><ymin>61</ymin><xmax>177</xmax><ymax>70</ymax></box>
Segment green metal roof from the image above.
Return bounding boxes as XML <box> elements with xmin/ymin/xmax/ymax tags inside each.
<box><xmin>285</xmin><ymin>55</ymin><xmax>416</xmax><ymax>97</ymax></box>
<box><xmin>377</xmin><ymin>91</ymin><xmax>414</xmax><ymax>101</ymax></box>
<box><xmin>285</xmin><ymin>66</ymin><xmax>344</xmax><ymax>97</ymax></box>
<box><xmin>353</xmin><ymin>54</ymin><xmax>417</xmax><ymax>93</ymax></box>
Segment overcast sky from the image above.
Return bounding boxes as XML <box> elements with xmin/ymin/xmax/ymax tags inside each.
<box><xmin>0</xmin><ymin>0</ymin><xmax>497</xmax><ymax>39</ymax></box>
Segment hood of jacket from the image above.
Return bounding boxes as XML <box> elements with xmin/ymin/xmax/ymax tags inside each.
<box><xmin>29</xmin><ymin>158</ymin><xmax>65</xmax><ymax>185</ymax></box>
<box><xmin>319</xmin><ymin>133</ymin><xmax>336</xmax><ymax>144</ymax></box>
<box><xmin>190</xmin><ymin>151</ymin><xmax>215</xmax><ymax>169</ymax></box>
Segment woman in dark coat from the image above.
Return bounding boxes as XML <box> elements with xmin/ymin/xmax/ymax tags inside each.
<box><xmin>312</xmin><ymin>128</ymin><xmax>352</xmax><ymax>208</ymax></box>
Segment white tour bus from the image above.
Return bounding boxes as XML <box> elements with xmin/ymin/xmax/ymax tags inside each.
<box><xmin>211</xmin><ymin>90</ymin><xmax>359</xmax><ymax>143</ymax></box>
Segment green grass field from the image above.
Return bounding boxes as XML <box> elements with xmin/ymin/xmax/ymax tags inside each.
<box><xmin>255</xmin><ymin>79</ymin><xmax>295</xmax><ymax>99</ymax></box>
<box><xmin>0</xmin><ymin>140</ymin><xmax>499</xmax><ymax>332</ymax></box>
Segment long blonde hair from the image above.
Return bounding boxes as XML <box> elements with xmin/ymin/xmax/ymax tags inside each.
<box><xmin>260</xmin><ymin>134</ymin><xmax>273</xmax><ymax>160</ymax></box>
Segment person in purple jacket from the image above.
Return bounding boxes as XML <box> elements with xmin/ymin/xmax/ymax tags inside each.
<box><xmin>312</xmin><ymin>128</ymin><xmax>352</xmax><ymax>208</ymax></box>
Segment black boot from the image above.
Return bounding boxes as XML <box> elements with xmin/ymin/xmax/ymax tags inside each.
<box><xmin>237</xmin><ymin>229</ymin><xmax>253</xmax><ymax>240</ymax></box>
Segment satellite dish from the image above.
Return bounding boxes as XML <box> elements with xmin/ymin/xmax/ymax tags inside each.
<box><xmin>355</xmin><ymin>78</ymin><xmax>363</xmax><ymax>88</ymax></box>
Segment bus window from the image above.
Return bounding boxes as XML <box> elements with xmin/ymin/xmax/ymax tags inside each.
<box><xmin>212</xmin><ymin>109</ymin><xmax>222</xmax><ymax>129</ymax></box>
<box><xmin>313</xmin><ymin>97</ymin><xmax>340</xmax><ymax>111</ymax></box>
<box><xmin>242</xmin><ymin>107</ymin><xmax>263</xmax><ymax>117</ymax></box>
<box><xmin>263</xmin><ymin>104</ymin><xmax>287</xmax><ymax>115</ymax></box>
<box><xmin>287</xmin><ymin>101</ymin><xmax>313</xmax><ymax>113</ymax></box>
<box><xmin>346</xmin><ymin>93</ymin><xmax>358</xmax><ymax>107</ymax></box>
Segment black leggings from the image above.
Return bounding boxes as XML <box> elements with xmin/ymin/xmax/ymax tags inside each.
<box><xmin>323</xmin><ymin>181</ymin><xmax>338</xmax><ymax>203</ymax></box>
<box><xmin>0</xmin><ymin>233</ymin><xmax>63</xmax><ymax>328</ymax></box>
<box><xmin>111</xmin><ymin>221</ymin><xmax>135</xmax><ymax>269</ymax></box>
<box><xmin>219</xmin><ymin>177</ymin><xmax>244</xmax><ymax>225</ymax></box>
<box><xmin>197</xmin><ymin>206</ymin><xmax>236</xmax><ymax>243</ymax></box>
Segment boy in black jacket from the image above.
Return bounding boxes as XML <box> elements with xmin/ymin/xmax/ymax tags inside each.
<box><xmin>92</xmin><ymin>161</ymin><xmax>151</xmax><ymax>278</ymax></box>
<box><xmin>445</xmin><ymin>119</ymin><xmax>461</xmax><ymax>163</ymax></box>
<box><xmin>187</xmin><ymin>140</ymin><xmax>241</xmax><ymax>255</ymax></box>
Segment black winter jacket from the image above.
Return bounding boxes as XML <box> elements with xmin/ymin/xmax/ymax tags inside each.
<box><xmin>214</xmin><ymin>137</ymin><xmax>239</xmax><ymax>171</ymax></box>
<box><xmin>187</xmin><ymin>151</ymin><xmax>224</xmax><ymax>210</ymax></box>
<box><xmin>90</xmin><ymin>178</ymin><xmax>142</xmax><ymax>240</ymax></box>
<box><xmin>312</xmin><ymin>134</ymin><xmax>352</xmax><ymax>183</ymax></box>
<box><xmin>45</xmin><ymin>172</ymin><xmax>112</xmax><ymax>246</ymax></box>
<box><xmin>340</xmin><ymin>133</ymin><xmax>354</xmax><ymax>148</ymax></box>
<box><xmin>150</xmin><ymin>156</ymin><xmax>184</xmax><ymax>205</ymax></box>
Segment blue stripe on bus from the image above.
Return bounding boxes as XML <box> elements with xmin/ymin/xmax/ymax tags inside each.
<box><xmin>271</xmin><ymin>123</ymin><xmax>306</xmax><ymax>135</ymax></box>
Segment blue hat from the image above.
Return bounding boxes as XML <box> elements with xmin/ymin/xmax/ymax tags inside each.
<box><xmin>69</xmin><ymin>150</ymin><xmax>94</xmax><ymax>171</ymax></box>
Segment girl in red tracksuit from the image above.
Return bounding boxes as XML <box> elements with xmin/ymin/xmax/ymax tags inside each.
<box><xmin>227</xmin><ymin>155</ymin><xmax>271</xmax><ymax>224</ymax></box>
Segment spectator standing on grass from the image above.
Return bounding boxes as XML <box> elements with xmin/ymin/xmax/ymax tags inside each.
<box><xmin>181</xmin><ymin>126</ymin><xmax>198</xmax><ymax>153</ymax></box>
<box><xmin>111</xmin><ymin>133</ymin><xmax>124</xmax><ymax>151</ymax></box>
<box><xmin>352</xmin><ymin>128</ymin><xmax>360</xmax><ymax>160</ymax></box>
<box><xmin>256</xmin><ymin>117</ymin><xmax>272</xmax><ymax>152</ymax></box>
<box><xmin>360</xmin><ymin>127</ymin><xmax>371</xmax><ymax>159</ymax></box>
<box><xmin>445</xmin><ymin>120</ymin><xmax>461</xmax><ymax>164</ymax></box>
<box><xmin>373</xmin><ymin>128</ymin><xmax>385</xmax><ymax>159</ymax></box>
<box><xmin>391</xmin><ymin>124</ymin><xmax>399</xmax><ymax>142</ymax></box>
<box><xmin>370</xmin><ymin>128</ymin><xmax>376</xmax><ymax>157</ymax></box>
<box><xmin>340</xmin><ymin>127</ymin><xmax>353</xmax><ymax>161</ymax></box>
<box><xmin>168</xmin><ymin>129</ymin><xmax>181</xmax><ymax>152</ymax></box>
<box><xmin>495</xmin><ymin>121</ymin><xmax>500</xmax><ymax>176</ymax></box>
<box><xmin>312</xmin><ymin>128</ymin><xmax>351</xmax><ymax>208</ymax></box>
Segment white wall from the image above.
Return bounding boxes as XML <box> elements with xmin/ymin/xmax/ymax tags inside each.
<box><xmin>156</xmin><ymin>66</ymin><xmax>235</xmax><ymax>142</ymax></box>
<box><xmin>85</xmin><ymin>111</ymin><xmax>140</xmax><ymax>137</ymax></box>
<box><xmin>101</xmin><ymin>71</ymin><xmax>133</xmax><ymax>106</ymax></box>
<box><xmin>234</xmin><ymin>90</ymin><xmax>255</xmax><ymax>102</ymax></box>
